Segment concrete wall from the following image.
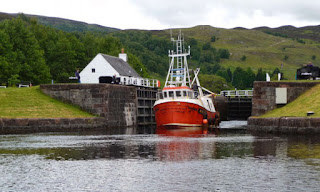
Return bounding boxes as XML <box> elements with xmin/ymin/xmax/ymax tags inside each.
<box><xmin>214</xmin><ymin>96</ymin><xmax>228</xmax><ymax>121</ymax></box>
<box><xmin>40</xmin><ymin>84</ymin><xmax>137</xmax><ymax>127</ymax></box>
<box><xmin>252</xmin><ymin>81</ymin><xmax>320</xmax><ymax>116</ymax></box>
<box><xmin>247</xmin><ymin>117</ymin><xmax>320</xmax><ymax>134</ymax></box>
<box><xmin>0</xmin><ymin>117</ymin><xmax>106</xmax><ymax>134</ymax></box>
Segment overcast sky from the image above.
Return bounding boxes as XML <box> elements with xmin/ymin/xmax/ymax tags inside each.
<box><xmin>1</xmin><ymin>0</ymin><xmax>320</xmax><ymax>30</ymax></box>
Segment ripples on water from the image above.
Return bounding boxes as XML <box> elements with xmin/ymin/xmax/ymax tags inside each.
<box><xmin>0</xmin><ymin>122</ymin><xmax>320</xmax><ymax>192</ymax></box>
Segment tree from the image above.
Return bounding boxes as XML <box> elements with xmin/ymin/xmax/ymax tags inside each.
<box><xmin>48</xmin><ymin>34</ymin><xmax>78</xmax><ymax>82</ymax></box>
<box><xmin>211</xmin><ymin>36</ymin><xmax>216</xmax><ymax>42</ymax></box>
<box><xmin>0</xmin><ymin>16</ymin><xmax>156</xmax><ymax>84</ymax></box>
<box><xmin>312</xmin><ymin>55</ymin><xmax>316</xmax><ymax>60</ymax></box>
<box><xmin>256</xmin><ymin>68</ymin><xmax>266</xmax><ymax>81</ymax></box>
<box><xmin>241</xmin><ymin>55</ymin><xmax>246</xmax><ymax>61</ymax></box>
<box><xmin>202</xmin><ymin>42</ymin><xmax>211</xmax><ymax>50</ymax></box>
<box><xmin>227</xmin><ymin>68</ymin><xmax>232</xmax><ymax>83</ymax></box>
<box><xmin>232</xmin><ymin>67</ymin><xmax>246</xmax><ymax>89</ymax></box>
<box><xmin>244</xmin><ymin>67</ymin><xmax>255</xmax><ymax>88</ymax></box>
<box><xmin>127</xmin><ymin>53</ymin><xmax>149</xmax><ymax>78</ymax></box>
<box><xmin>190</xmin><ymin>46</ymin><xmax>201</xmax><ymax>61</ymax></box>
<box><xmin>1</xmin><ymin>17</ymin><xmax>50</xmax><ymax>84</ymax></box>
<box><xmin>198</xmin><ymin>74</ymin><xmax>233</xmax><ymax>93</ymax></box>
<box><xmin>230</xmin><ymin>67</ymin><xmax>255</xmax><ymax>89</ymax></box>
<box><xmin>98</xmin><ymin>35</ymin><xmax>121</xmax><ymax>56</ymax></box>
<box><xmin>272</xmin><ymin>68</ymin><xmax>280</xmax><ymax>75</ymax></box>
<box><xmin>0</xmin><ymin>30</ymin><xmax>15</xmax><ymax>80</ymax></box>
<box><xmin>296</xmin><ymin>38</ymin><xmax>305</xmax><ymax>44</ymax></box>
<box><xmin>201</xmin><ymin>63</ymin><xmax>221</xmax><ymax>74</ymax></box>
<box><xmin>200</xmin><ymin>52</ymin><xmax>214</xmax><ymax>63</ymax></box>
<box><xmin>81</xmin><ymin>32</ymin><xmax>100</xmax><ymax>63</ymax></box>
<box><xmin>188</xmin><ymin>38</ymin><xmax>198</xmax><ymax>46</ymax></box>
<box><xmin>216</xmin><ymin>69</ymin><xmax>231</xmax><ymax>82</ymax></box>
<box><xmin>218</xmin><ymin>49</ymin><xmax>230</xmax><ymax>59</ymax></box>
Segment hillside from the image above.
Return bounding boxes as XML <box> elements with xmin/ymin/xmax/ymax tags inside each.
<box><xmin>254</xmin><ymin>25</ymin><xmax>320</xmax><ymax>43</ymax></box>
<box><xmin>0</xmin><ymin>12</ymin><xmax>119</xmax><ymax>33</ymax></box>
<box><xmin>127</xmin><ymin>25</ymin><xmax>320</xmax><ymax>80</ymax></box>
<box><xmin>0</xmin><ymin>12</ymin><xmax>14</xmax><ymax>20</ymax></box>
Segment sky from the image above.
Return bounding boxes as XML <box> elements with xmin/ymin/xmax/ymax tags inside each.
<box><xmin>1</xmin><ymin>0</ymin><xmax>320</xmax><ymax>30</ymax></box>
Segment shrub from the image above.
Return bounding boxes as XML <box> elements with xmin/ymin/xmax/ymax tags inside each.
<box><xmin>8</xmin><ymin>74</ymin><xmax>20</xmax><ymax>86</ymax></box>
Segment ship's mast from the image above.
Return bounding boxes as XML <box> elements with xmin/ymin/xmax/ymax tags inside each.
<box><xmin>164</xmin><ymin>30</ymin><xmax>191</xmax><ymax>88</ymax></box>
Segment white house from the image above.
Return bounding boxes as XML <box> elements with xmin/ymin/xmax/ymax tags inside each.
<box><xmin>80</xmin><ymin>51</ymin><xmax>159</xmax><ymax>88</ymax></box>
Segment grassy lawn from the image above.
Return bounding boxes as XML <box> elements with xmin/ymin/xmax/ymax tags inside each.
<box><xmin>261</xmin><ymin>84</ymin><xmax>320</xmax><ymax>117</ymax></box>
<box><xmin>0</xmin><ymin>86</ymin><xmax>94</xmax><ymax>118</ymax></box>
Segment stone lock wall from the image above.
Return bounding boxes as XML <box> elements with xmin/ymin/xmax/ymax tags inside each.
<box><xmin>247</xmin><ymin>117</ymin><xmax>320</xmax><ymax>134</ymax></box>
<box><xmin>40</xmin><ymin>84</ymin><xmax>137</xmax><ymax>127</ymax></box>
<box><xmin>0</xmin><ymin>118</ymin><xmax>106</xmax><ymax>134</ymax></box>
<box><xmin>252</xmin><ymin>81</ymin><xmax>320</xmax><ymax>116</ymax></box>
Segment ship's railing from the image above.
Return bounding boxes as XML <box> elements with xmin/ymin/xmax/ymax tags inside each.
<box><xmin>123</xmin><ymin>77</ymin><xmax>160</xmax><ymax>88</ymax></box>
<box><xmin>220</xmin><ymin>89</ymin><xmax>253</xmax><ymax>97</ymax></box>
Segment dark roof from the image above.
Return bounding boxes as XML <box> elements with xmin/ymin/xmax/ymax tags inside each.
<box><xmin>100</xmin><ymin>53</ymin><xmax>141</xmax><ymax>77</ymax></box>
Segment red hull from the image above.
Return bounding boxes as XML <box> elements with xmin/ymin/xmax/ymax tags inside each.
<box><xmin>154</xmin><ymin>101</ymin><xmax>216</xmax><ymax>135</ymax></box>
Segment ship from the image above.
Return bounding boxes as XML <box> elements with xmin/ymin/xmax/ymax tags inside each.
<box><xmin>153</xmin><ymin>31</ymin><xmax>219</xmax><ymax>135</ymax></box>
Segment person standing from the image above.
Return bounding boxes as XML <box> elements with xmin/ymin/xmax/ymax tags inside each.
<box><xmin>112</xmin><ymin>74</ymin><xmax>116</xmax><ymax>84</ymax></box>
<box><xmin>75</xmin><ymin>69</ymin><xmax>81</xmax><ymax>83</ymax></box>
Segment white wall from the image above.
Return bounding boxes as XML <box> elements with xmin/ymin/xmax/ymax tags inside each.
<box><xmin>119</xmin><ymin>53</ymin><xmax>127</xmax><ymax>62</ymax></box>
<box><xmin>80</xmin><ymin>54</ymin><xmax>119</xmax><ymax>83</ymax></box>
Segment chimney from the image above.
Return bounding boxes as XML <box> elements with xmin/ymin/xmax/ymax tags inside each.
<box><xmin>119</xmin><ymin>48</ymin><xmax>127</xmax><ymax>62</ymax></box>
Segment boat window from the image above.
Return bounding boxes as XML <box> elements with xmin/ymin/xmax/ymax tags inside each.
<box><xmin>188</xmin><ymin>91</ymin><xmax>193</xmax><ymax>98</ymax></box>
<box><xmin>176</xmin><ymin>91</ymin><xmax>181</xmax><ymax>97</ymax></box>
<box><xmin>169</xmin><ymin>91</ymin><xmax>174</xmax><ymax>98</ymax></box>
<box><xmin>159</xmin><ymin>92</ymin><xmax>163</xmax><ymax>99</ymax></box>
<box><xmin>164</xmin><ymin>92</ymin><xmax>167</xmax><ymax>98</ymax></box>
<box><xmin>183</xmin><ymin>91</ymin><xmax>187</xmax><ymax>97</ymax></box>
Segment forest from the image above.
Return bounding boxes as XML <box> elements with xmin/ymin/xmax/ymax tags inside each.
<box><xmin>0</xmin><ymin>14</ymin><xmax>283</xmax><ymax>92</ymax></box>
<box><xmin>0</xmin><ymin>15</ymin><xmax>148</xmax><ymax>86</ymax></box>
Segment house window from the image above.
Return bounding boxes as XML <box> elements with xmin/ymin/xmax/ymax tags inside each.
<box><xmin>92</xmin><ymin>68</ymin><xmax>95</xmax><ymax>73</ymax></box>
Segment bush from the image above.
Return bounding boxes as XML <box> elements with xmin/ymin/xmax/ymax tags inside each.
<box><xmin>8</xmin><ymin>74</ymin><xmax>20</xmax><ymax>86</ymax></box>
<box><xmin>211</xmin><ymin>36</ymin><xmax>216</xmax><ymax>42</ymax></box>
<box><xmin>202</xmin><ymin>42</ymin><xmax>211</xmax><ymax>50</ymax></box>
<box><xmin>218</xmin><ymin>49</ymin><xmax>230</xmax><ymax>59</ymax></box>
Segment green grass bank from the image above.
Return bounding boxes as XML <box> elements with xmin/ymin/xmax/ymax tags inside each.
<box><xmin>261</xmin><ymin>84</ymin><xmax>320</xmax><ymax>118</ymax></box>
<box><xmin>0</xmin><ymin>86</ymin><xmax>94</xmax><ymax>118</ymax></box>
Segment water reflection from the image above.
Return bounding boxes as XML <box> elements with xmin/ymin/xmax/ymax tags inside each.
<box><xmin>0</xmin><ymin>129</ymin><xmax>319</xmax><ymax>163</ymax></box>
<box><xmin>156</xmin><ymin>125</ymin><xmax>207</xmax><ymax>137</ymax></box>
<box><xmin>1</xmin><ymin>126</ymin><xmax>320</xmax><ymax>191</ymax></box>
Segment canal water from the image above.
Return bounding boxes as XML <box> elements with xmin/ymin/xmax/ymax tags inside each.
<box><xmin>0</xmin><ymin>121</ymin><xmax>319</xmax><ymax>192</ymax></box>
